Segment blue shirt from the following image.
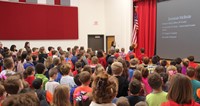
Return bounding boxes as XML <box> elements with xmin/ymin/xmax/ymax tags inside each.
<box><xmin>128</xmin><ymin>68</ymin><xmax>134</xmax><ymax>82</ymax></box>
<box><xmin>55</xmin><ymin>72</ymin><xmax>62</xmax><ymax>83</ymax></box>
<box><xmin>24</xmin><ymin>62</ymin><xmax>34</xmax><ymax>69</ymax></box>
<box><xmin>71</xmin><ymin>56</ymin><xmax>78</xmax><ymax>66</ymax></box>
<box><xmin>191</xmin><ymin>80</ymin><xmax>200</xmax><ymax>102</ymax></box>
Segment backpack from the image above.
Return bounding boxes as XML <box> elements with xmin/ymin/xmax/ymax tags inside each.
<box><xmin>35</xmin><ymin>90</ymin><xmax>50</xmax><ymax>106</ymax></box>
<box><xmin>75</xmin><ymin>91</ymin><xmax>91</xmax><ymax>106</ymax></box>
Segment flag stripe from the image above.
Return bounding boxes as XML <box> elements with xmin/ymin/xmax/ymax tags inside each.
<box><xmin>132</xmin><ymin>15</ymin><xmax>138</xmax><ymax>45</ymax></box>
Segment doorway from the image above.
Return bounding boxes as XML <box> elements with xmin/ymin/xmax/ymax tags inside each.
<box><xmin>106</xmin><ymin>36</ymin><xmax>115</xmax><ymax>53</ymax></box>
<box><xmin>88</xmin><ymin>35</ymin><xmax>104</xmax><ymax>52</ymax></box>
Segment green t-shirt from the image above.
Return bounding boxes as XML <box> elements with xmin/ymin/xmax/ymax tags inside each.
<box><xmin>191</xmin><ymin>80</ymin><xmax>200</xmax><ymax>102</ymax></box>
<box><xmin>146</xmin><ymin>91</ymin><xmax>167</xmax><ymax>106</ymax></box>
<box><xmin>35</xmin><ymin>74</ymin><xmax>48</xmax><ymax>90</ymax></box>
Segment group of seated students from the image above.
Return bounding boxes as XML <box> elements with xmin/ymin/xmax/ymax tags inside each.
<box><xmin>0</xmin><ymin>41</ymin><xmax>200</xmax><ymax>106</ymax></box>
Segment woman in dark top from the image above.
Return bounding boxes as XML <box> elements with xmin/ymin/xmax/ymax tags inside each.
<box><xmin>38</xmin><ymin>47</ymin><xmax>48</xmax><ymax>64</ymax></box>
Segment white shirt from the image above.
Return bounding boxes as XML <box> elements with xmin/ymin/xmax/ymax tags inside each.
<box><xmin>52</xmin><ymin>55</ymin><xmax>58</xmax><ymax>59</ymax></box>
<box><xmin>45</xmin><ymin>81</ymin><xmax>60</xmax><ymax>94</ymax></box>
<box><xmin>90</xmin><ymin>101</ymin><xmax>116</xmax><ymax>106</ymax></box>
<box><xmin>0</xmin><ymin>70</ymin><xmax>15</xmax><ymax>76</ymax></box>
<box><xmin>60</xmin><ymin>75</ymin><xmax>76</xmax><ymax>90</ymax></box>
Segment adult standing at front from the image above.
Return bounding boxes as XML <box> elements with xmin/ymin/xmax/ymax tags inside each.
<box><xmin>111</xmin><ymin>41</ymin><xmax>116</xmax><ymax>50</ymax></box>
<box><xmin>24</xmin><ymin>41</ymin><xmax>30</xmax><ymax>51</ymax></box>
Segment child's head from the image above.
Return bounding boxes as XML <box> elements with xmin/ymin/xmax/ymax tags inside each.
<box><xmin>167</xmin><ymin>65</ymin><xmax>177</xmax><ymax>76</ymax></box>
<box><xmin>168</xmin><ymin>73</ymin><xmax>192</xmax><ymax>104</ymax></box>
<box><xmin>129</xmin><ymin>45</ymin><xmax>134</xmax><ymax>51</ymax></box>
<box><xmin>175</xmin><ymin>64</ymin><xmax>182</xmax><ymax>73</ymax></box>
<box><xmin>140</xmin><ymin>48</ymin><xmax>145</xmax><ymax>54</ymax></box>
<box><xmin>75</xmin><ymin>61</ymin><xmax>82</xmax><ymax>73</ymax></box>
<box><xmin>96</xmin><ymin>50</ymin><xmax>103</xmax><ymax>58</ymax></box>
<box><xmin>32</xmin><ymin>78</ymin><xmax>43</xmax><ymax>89</ymax></box>
<box><xmin>91</xmin><ymin>56</ymin><xmax>98</xmax><ymax>64</ymax></box>
<box><xmin>117</xmin><ymin>58</ymin><xmax>128</xmax><ymax>76</ymax></box>
<box><xmin>92</xmin><ymin>73</ymin><xmax>118</xmax><ymax>104</ymax></box>
<box><xmin>32</xmin><ymin>55</ymin><xmax>38</xmax><ymax>61</ymax></box>
<box><xmin>142</xmin><ymin>56</ymin><xmax>149</xmax><ymax>65</ymax></box>
<box><xmin>187</xmin><ymin>67</ymin><xmax>195</xmax><ymax>78</ymax></box>
<box><xmin>85</xmin><ymin>53</ymin><xmax>91</xmax><ymax>60</ymax></box>
<box><xmin>23</xmin><ymin>66</ymin><xmax>35</xmax><ymax>79</ymax></box>
<box><xmin>141</xmin><ymin>68</ymin><xmax>149</xmax><ymax>78</ymax></box>
<box><xmin>161</xmin><ymin>60</ymin><xmax>167</xmax><ymax>67</ymax></box>
<box><xmin>121</xmin><ymin>48</ymin><xmax>125</xmax><ymax>52</ymax></box>
<box><xmin>110</xmin><ymin>49</ymin><xmax>115</xmax><ymax>55</ymax></box>
<box><xmin>3</xmin><ymin>57</ymin><xmax>14</xmax><ymax>70</ymax></box>
<box><xmin>135</xmin><ymin>101</ymin><xmax>148</xmax><ymax>106</ymax></box>
<box><xmin>130</xmin><ymin>58</ymin><xmax>139</xmax><ymax>66</ymax></box>
<box><xmin>60</xmin><ymin>63</ymin><xmax>71</xmax><ymax>75</ymax></box>
<box><xmin>49</xmin><ymin>68</ymin><xmax>58</xmax><ymax>79</ymax></box>
<box><xmin>74</xmin><ymin>46</ymin><xmax>79</xmax><ymax>52</ymax></box>
<box><xmin>182</xmin><ymin>58</ymin><xmax>189</xmax><ymax>67</ymax></box>
<box><xmin>3</xmin><ymin>76</ymin><xmax>23</xmax><ymax>95</ymax></box>
<box><xmin>170</xmin><ymin>59</ymin><xmax>176</xmax><ymax>66</ymax></box>
<box><xmin>53</xmin><ymin>85</ymin><xmax>70</xmax><ymax>106</ymax></box>
<box><xmin>133</xmin><ymin>70</ymin><xmax>142</xmax><ymax>81</ymax></box>
<box><xmin>48</xmin><ymin>46</ymin><xmax>54</xmax><ymax>52</ymax></box>
<box><xmin>154</xmin><ymin>66</ymin><xmax>164</xmax><ymax>74</ymax></box>
<box><xmin>115</xmin><ymin>49</ymin><xmax>120</xmax><ymax>53</ymax></box>
<box><xmin>52</xmin><ymin>50</ymin><xmax>58</xmax><ymax>56</ymax></box>
<box><xmin>148</xmin><ymin>73</ymin><xmax>162</xmax><ymax>90</ymax></box>
<box><xmin>116</xmin><ymin>97</ymin><xmax>130</xmax><ymax>106</ymax></box>
<box><xmin>32</xmin><ymin>47</ymin><xmax>38</xmax><ymax>52</ymax></box>
<box><xmin>79</xmin><ymin>71</ymin><xmax>91</xmax><ymax>85</ymax></box>
<box><xmin>26</xmin><ymin>55</ymin><xmax>32</xmax><ymax>62</ymax></box>
<box><xmin>53</xmin><ymin>57</ymin><xmax>61</xmax><ymax>66</ymax></box>
<box><xmin>82</xmin><ymin>65</ymin><xmax>92</xmax><ymax>74</ymax></box>
<box><xmin>136</xmin><ymin>64</ymin><xmax>144</xmax><ymax>71</ymax></box>
<box><xmin>111</xmin><ymin>62</ymin><xmax>123</xmax><ymax>76</ymax></box>
<box><xmin>175</xmin><ymin>57</ymin><xmax>182</xmax><ymax>65</ymax></box>
<box><xmin>187</xmin><ymin>56</ymin><xmax>195</xmax><ymax>62</ymax></box>
<box><xmin>94</xmin><ymin>64</ymin><xmax>105</xmax><ymax>76</ymax></box>
<box><xmin>35</xmin><ymin>63</ymin><xmax>45</xmax><ymax>74</ymax></box>
<box><xmin>160</xmin><ymin>72</ymin><xmax>168</xmax><ymax>85</ymax></box>
<box><xmin>2</xmin><ymin>92</ymin><xmax>40</xmax><ymax>106</ymax></box>
<box><xmin>152</xmin><ymin>56</ymin><xmax>159</xmax><ymax>64</ymax></box>
<box><xmin>129</xmin><ymin>79</ymin><xmax>141</xmax><ymax>95</ymax></box>
<box><xmin>60</xmin><ymin>56</ymin><xmax>66</xmax><ymax>64</ymax></box>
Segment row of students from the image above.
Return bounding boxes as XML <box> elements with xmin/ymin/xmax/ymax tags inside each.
<box><xmin>1</xmin><ymin>42</ymin><xmax>200</xmax><ymax>106</ymax></box>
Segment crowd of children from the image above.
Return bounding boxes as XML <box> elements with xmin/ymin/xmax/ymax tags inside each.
<box><xmin>0</xmin><ymin>41</ymin><xmax>200</xmax><ymax>106</ymax></box>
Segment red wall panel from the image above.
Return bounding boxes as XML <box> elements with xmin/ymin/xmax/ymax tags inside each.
<box><xmin>55</xmin><ymin>0</ymin><xmax>60</xmax><ymax>5</ymax></box>
<box><xmin>0</xmin><ymin>1</ymin><xmax>78</xmax><ymax>40</ymax></box>
<box><xmin>19</xmin><ymin>0</ymin><xmax>26</xmax><ymax>2</ymax></box>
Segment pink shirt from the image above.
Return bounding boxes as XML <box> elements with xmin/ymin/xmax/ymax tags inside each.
<box><xmin>142</xmin><ymin>77</ymin><xmax>152</xmax><ymax>95</ymax></box>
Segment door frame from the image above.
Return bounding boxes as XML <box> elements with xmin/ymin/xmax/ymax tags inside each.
<box><xmin>106</xmin><ymin>35</ymin><xmax>115</xmax><ymax>53</ymax></box>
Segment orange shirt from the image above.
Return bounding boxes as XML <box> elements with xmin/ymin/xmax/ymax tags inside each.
<box><xmin>73</xmin><ymin>86</ymin><xmax>92</xmax><ymax>105</ymax></box>
<box><xmin>46</xmin><ymin>90</ymin><xmax>53</xmax><ymax>104</ymax></box>
<box><xmin>125</xmin><ymin>52</ymin><xmax>136</xmax><ymax>61</ymax></box>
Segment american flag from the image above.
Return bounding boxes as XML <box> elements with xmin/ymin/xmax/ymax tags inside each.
<box><xmin>132</xmin><ymin>13</ymin><xmax>139</xmax><ymax>46</ymax></box>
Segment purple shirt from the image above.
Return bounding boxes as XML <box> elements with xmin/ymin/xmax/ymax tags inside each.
<box><xmin>181</xmin><ymin>66</ymin><xmax>187</xmax><ymax>75</ymax></box>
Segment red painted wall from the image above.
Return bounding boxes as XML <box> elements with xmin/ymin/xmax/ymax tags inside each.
<box><xmin>0</xmin><ymin>1</ymin><xmax>78</xmax><ymax>40</ymax></box>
